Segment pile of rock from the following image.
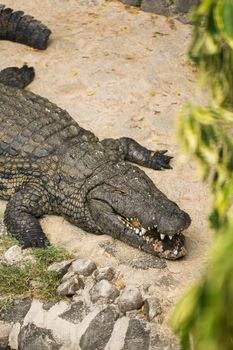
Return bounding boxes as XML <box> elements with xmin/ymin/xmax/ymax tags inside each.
<box><xmin>120</xmin><ymin>0</ymin><xmax>199</xmax><ymax>23</ymax></box>
<box><xmin>0</xmin><ymin>252</ymin><xmax>177</xmax><ymax>350</ymax></box>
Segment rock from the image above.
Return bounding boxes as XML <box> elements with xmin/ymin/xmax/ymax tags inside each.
<box><xmin>150</xmin><ymin>333</ymin><xmax>180</xmax><ymax>349</ymax></box>
<box><xmin>89</xmin><ymin>279</ymin><xmax>119</xmax><ymax>303</ymax></box>
<box><xmin>93</xmin><ymin>266</ymin><xmax>116</xmax><ymax>282</ymax></box>
<box><xmin>18</xmin><ymin>323</ymin><xmax>60</xmax><ymax>350</ymax></box>
<box><xmin>0</xmin><ymin>298</ymin><xmax>32</xmax><ymax>324</ymax></box>
<box><xmin>120</xmin><ymin>0</ymin><xmax>140</xmax><ymax>6</ymax></box>
<box><xmin>8</xmin><ymin>322</ymin><xmax>21</xmax><ymax>350</ymax></box>
<box><xmin>42</xmin><ymin>301</ymin><xmax>58</xmax><ymax>311</ymax></box>
<box><xmin>123</xmin><ymin>319</ymin><xmax>150</xmax><ymax>350</ymax></box>
<box><xmin>47</xmin><ymin>259</ymin><xmax>74</xmax><ymax>275</ymax></box>
<box><xmin>121</xmin><ymin>0</ymin><xmax>199</xmax><ymax>22</ymax></box>
<box><xmin>29</xmin><ymin>280</ymin><xmax>44</xmax><ymax>289</ymax></box>
<box><xmin>0</xmin><ymin>321</ymin><xmax>12</xmax><ymax>347</ymax></box>
<box><xmin>105</xmin><ymin>316</ymin><xmax>130</xmax><ymax>350</ymax></box>
<box><xmin>144</xmin><ymin>297</ymin><xmax>162</xmax><ymax>322</ymax></box>
<box><xmin>57</xmin><ymin>275</ymin><xmax>84</xmax><ymax>296</ymax></box>
<box><xmin>3</xmin><ymin>245</ymin><xmax>23</xmax><ymax>265</ymax></box>
<box><xmin>60</xmin><ymin>300</ymin><xmax>89</xmax><ymax>324</ymax></box>
<box><xmin>69</xmin><ymin>258</ymin><xmax>96</xmax><ymax>276</ymax></box>
<box><xmin>0</xmin><ymin>345</ymin><xmax>10</xmax><ymax>350</ymax></box>
<box><xmin>79</xmin><ymin>305</ymin><xmax>119</xmax><ymax>350</ymax></box>
<box><xmin>118</xmin><ymin>286</ymin><xmax>144</xmax><ymax>313</ymax></box>
<box><xmin>61</xmin><ymin>271</ymin><xmax>76</xmax><ymax>282</ymax></box>
<box><xmin>141</xmin><ymin>0</ymin><xmax>171</xmax><ymax>16</ymax></box>
<box><xmin>22</xmin><ymin>254</ymin><xmax>37</xmax><ymax>264</ymax></box>
<box><xmin>174</xmin><ymin>0</ymin><xmax>199</xmax><ymax>13</ymax></box>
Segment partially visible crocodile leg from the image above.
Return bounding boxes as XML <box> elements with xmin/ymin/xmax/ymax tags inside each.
<box><xmin>4</xmin><ymin>184</ymin><xmax>51</xmax><ymax>248</ymax></box>
<box><xmin>101</xmin><ymin>137</ymin><xmax>173</xmax><ymax>170</ymax></box>
<box><xmin>0</xmin><ymin>65</ymin><xmax>35</xmax><ymax>88</ymax></box>
<box><xmin>0</xmin><ymin>5</ymin><xmax>51</xmax><ymax>49</ymax></box>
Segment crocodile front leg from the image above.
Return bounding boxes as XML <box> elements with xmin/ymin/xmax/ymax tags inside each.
<box><xmin>102</xmin><ymin>137</ymin><xmax>173</xmax><ymax>170</ymax></box>
<box><xmin>4</xmin><ymin>183</ymin><xmax>51</xmax><ymax>248</ymax></box>
<box><xmin>0</xmin><ymin>65</ymin><xmax>35</xmax><ymax>88</ymax></box>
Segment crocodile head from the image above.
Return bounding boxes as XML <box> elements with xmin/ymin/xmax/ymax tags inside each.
<box><xmin>87</xmin><ymin>162</ymin><xmax>191</xmax><ymax>260</ymax></box>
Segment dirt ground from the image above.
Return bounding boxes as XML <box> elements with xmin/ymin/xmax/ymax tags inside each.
<box><xmin>1</xmin><ymin>0</ymin><xmax>211</xmax><ymax>333</ymax></box>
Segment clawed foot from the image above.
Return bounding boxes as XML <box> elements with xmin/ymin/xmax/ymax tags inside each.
<box><xmin>21</xmin><ymin>236</ymin><xmax>51</xmax><ymax>249</ymax></box>
<box><xmin>148</xmin><ymin>150</ymin><xmax>173</xmax><ymax>170</ymax></box>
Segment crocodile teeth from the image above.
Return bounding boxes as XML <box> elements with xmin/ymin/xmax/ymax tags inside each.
<box><xmin>141</xmin><ymin>228</ymin><xmax>147</xmax><ymax>235</ymax></box>
<box><xmin>169</xmin><ymin>236</ymin><xmax>173</xmax><ymax>240</ymax></box>
<box><xmin>135</xmin><ymin>228</ymin><xmax>140</xmax><ymax>234</ymax></box>
<box><xmin>174</xmin><ymin>250</ymin><xmax>178</xmax><ymax>255</ymax></box>
<box><xmin>160</xmin><ymin>234</ymin><xmax>165</xmax><ymax>240</ymax></box>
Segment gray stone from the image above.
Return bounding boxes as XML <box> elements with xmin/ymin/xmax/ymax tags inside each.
<box><xmin>141</xmin><ymin>0</ymin><xmax>171</xmax><ymax>16</ymax></box>
<box><xmin>61</xmin><ymin>271</ymin><xmax>76</xmax><ymax>282</ymax></box>
<box><xmin>118</xmin><ymin>286</ymin><xmax>144</xmax><ymax>313</ymax></box>
<box><xmin>21</xmin><ymin>254</ymin><xmax>37</xmax><ymax>264</ymax></box>
<box><xmin>69</xmin><ymin>258</ymin><xmax>97</xmax><ymax>276</ymax></box>
<box><xmin>29</xmin><ymin>280</ymin><xmax>44</xmax><ymax>289</ymax></box>
<box><xmin>150</xmin><ymin>333</ymin><xmax>180</xmax><ymax>349</ymax></box>
<box><xmin>18</xmin><ymin>323</ymin><xmax>60</xmax><ymax>350</ymax></box>
<box><xmin>144</xmin><ymin>297</ymin><xmax>162</xmax><ymax>322</ymax></box>
<box><xmin>121</xmin><ymin>0</ymin><xmax>199</xmax><ymax>22</ymax></box>
<box><xmin>0</xmin><ymin>345</ymin><xmax>10</xmax><ymax>350</ymax></box>
<box><xmin>3</xmin><ymin>245</ymin><xmax>23</xmax><ymax>265</ymax></box>
<box><xmin>93</xmin><ymin>267</ymin><xmax>116</xmax><ymax>282</ymax></box>
<box><xmin>0</xmin><ymin>321</ymin><xmax>12</xmax><ymax>348</ymax></box>
<box><xmin>47</xmin><ymin>259</ymin><xmax>74</xmax><ymax>275</ymax></box>
<box><xmin>0</xmin><ymin>298</ymin><xmax>32</xmax><ymax>324</ymax></box>
<box><xmin>60</xmin><ymin>300</ymin><xmax>89</xmax><ymax>323</ymax></box>
<box><xmin>57</xmin><ymin>275</ymin><xmax>84</xmax><ymax>296</ymax></box>
<box><xmin>174</xmin><ymin>0</ymin><xmax>199</xmax><ymax>13</ymax></box>
<box><xmin>123</xmin><ymin>319</ymin><xmax>150</xmax><ymax>350</ymax></box>
<box><xmin>119</xmin><ymin>0</ymin><xmax>141</xmax><ymax>6</ymax></box>
<box><xmin>42</xmin><ymin>301</ymin><xmax>58</xmax><ymax>311</ymax></box>
<box><xmin>90</xmin><ymin>279</ymin><xmax>119</xmax><ymax>303</ymax></box>
<box><xmin>79</xmin><ymin>305</ymin><xmax>119</xmax><ymax>350</ymax></box>
<box><xmin>8</xmin><ymin>322</ymin><xmax>21</xmax><ymax>350</ymax></box>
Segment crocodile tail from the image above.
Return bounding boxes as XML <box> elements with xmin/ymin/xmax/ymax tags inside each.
<box><xmin>0</xmin><ymin>5</ymin><xmax>51</xmax><ymax>49</ymax></box>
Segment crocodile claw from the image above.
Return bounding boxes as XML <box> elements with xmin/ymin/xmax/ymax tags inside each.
<box><xmin>149</xmin><ymin>150</ymin><xmax>173</xmax><ymax>170</ymax></box>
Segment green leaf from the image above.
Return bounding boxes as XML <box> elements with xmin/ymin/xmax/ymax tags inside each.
<box><xmin>215</xmin><ymin>0</ymin><xmax>233</xmax><ymax>48</ymax></box>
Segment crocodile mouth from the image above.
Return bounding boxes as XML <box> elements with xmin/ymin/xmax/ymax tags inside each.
<box><xmin>118</xmin><ymin>216</ymin><xmax>187</xmax><ymax>259</ymax></box>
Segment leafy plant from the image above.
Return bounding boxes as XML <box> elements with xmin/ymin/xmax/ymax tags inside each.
<box><xmin>171</xmin><ymin>0</ymin><xmax>233</xmax><ymax>349</ymax></box>
<box><xmin>190</xmin><ymin>0</ymin><xmax>233</xmax><ymax>109</ymax></box>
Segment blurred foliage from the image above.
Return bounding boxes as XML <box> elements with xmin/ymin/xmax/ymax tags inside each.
<box><xmin>190</xmin><ymin>0</ymin><xmax>233</xmax><ymax>108</ymax></box>
<box><xmin>171</xmin><ymin>0</ymin><xmax>233</xmax><ymax>349</ymax></box>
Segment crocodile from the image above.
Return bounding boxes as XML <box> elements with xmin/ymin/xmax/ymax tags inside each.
<box><xmin>0</xmin><ymin>6</ymin><xmax>191</xmax><ymax>260</ymax></box>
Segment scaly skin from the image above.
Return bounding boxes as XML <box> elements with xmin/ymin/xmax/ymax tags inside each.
<box><xmin>0</xmin><ymin>6</ymin><xmax>191</xmax><ymax>259</ymax></box>
<box><xmin>0</xmin><ymin>5</ymin><xmax>51</xmax><ymax>49</ymax></box>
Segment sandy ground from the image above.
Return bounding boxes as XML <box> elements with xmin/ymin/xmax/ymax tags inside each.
<box><xmin>1</xmin><ymin>0</ymin><xmax>211</xmax><ymax>331</ymax></box>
